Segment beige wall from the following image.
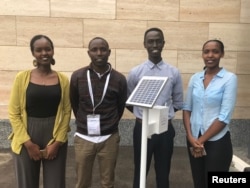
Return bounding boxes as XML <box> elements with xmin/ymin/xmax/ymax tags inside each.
<box><xmin>0</xmin><ymin>0</ymin><xmax>249</xmax><ymax>120</ymax></box>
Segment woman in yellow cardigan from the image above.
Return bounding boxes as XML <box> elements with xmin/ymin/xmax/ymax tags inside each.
<box><xmin>8</xmin><ymin>34</ymin><xmax>71</xmax><ymax>188</ymax></box>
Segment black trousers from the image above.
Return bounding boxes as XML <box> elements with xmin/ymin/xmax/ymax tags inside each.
<box><xmin>133</xmin><ymin>119</ymin><xmax>175</xmax><ymax>188</ymax></box>
<box><xmin>187</xmin><ymin>131</ymin><xmax>232</xmax><ymax>188</ymax></box>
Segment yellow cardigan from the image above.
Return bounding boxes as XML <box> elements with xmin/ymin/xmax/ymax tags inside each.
<box><xmin>8</xmin><ymin>70</ymin><xmax>71</xmax><ymax>154</ymax></box>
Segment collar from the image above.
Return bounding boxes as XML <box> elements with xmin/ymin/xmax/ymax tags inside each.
<box><xmin>146</xmin><ymin>60</ymin><xmax>164</xmax><ymax>70</ymax></box>
<box><xmin>200</xmin><ymin>67</ymin><xmax>225</xmax><ymax>79</ymax></box>
<box><xmin>88</xmin><ymin>63</ymin><xmax>112</xmax><ymax>78</ymax></box>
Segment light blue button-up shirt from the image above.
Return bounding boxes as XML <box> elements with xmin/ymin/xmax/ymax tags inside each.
<box><xmin>127</xmin><ymin>60</ymin><xmax>183</xmax><ymax>120</ymax></box>
<box><xmin>183</xmin><ymin>68</ymin><xmax>238</xmax><ymax>141</ymax></box>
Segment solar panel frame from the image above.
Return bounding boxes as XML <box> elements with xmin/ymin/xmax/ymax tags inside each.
<box><xmin>126</xmin><ymin>76</ymin><xmax>168</xmax><ymax>108</ymax></box>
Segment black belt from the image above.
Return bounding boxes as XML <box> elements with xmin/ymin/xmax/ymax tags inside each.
<box><xmin>136</xmin><ymin>117</ymin><xmax>172</xmax><ymax>125</ymax></box>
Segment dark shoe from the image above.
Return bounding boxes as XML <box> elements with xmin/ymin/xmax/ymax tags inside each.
<box><xmin>243</xmin><ymin>167</ymin><xmax>250</xmax><ymax>172</ymax></box>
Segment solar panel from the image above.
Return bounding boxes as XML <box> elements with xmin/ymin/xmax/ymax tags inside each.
<box><xmin>126</xmin><ymin>76</ymin><xmax>168</xmax><ymax>108</ymax></box>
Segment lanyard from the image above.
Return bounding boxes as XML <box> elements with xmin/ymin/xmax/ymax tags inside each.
<box><xmin>87</xmin><ymin>70</ymin><xmax>110</xmax><ymax>114</ymax></box>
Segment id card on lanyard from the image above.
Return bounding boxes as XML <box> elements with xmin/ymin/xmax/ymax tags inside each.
<box><xmin>87</xmin><ymin>70</ymin><xmax>110</xmax><ymax>136</ymax></box>
<box><xmin>87</xmin><ymin>114</ymin><xmax>101</xmax><ymax>136</ymax></box>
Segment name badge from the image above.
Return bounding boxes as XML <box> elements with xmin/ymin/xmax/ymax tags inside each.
<box><xmin>87</xmin><ymin>114</ymin><xmax>101</xmax><ymax>136</ymax></box>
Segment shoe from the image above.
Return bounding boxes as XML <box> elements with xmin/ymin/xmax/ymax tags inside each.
<box><xmin>243</xmin><ymin>167</ymin><xmax>250</xmax><ymax>172</ymax></box>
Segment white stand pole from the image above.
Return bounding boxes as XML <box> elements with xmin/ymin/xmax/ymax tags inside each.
<box><xmin>140</xmin><ymin>108</ymin><xmax>149</xmax><ymax>188</ymax></box>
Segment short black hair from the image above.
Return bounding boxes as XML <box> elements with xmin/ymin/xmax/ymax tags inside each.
<box><xmin>88</xmin><ymin>37</ymin><xmax>109</xmax><ymax>49</ymax></box>
<box><xmin>144</xmin><ymin>27</ymin><xmax>164</xmax><ymax>42</ymax></box>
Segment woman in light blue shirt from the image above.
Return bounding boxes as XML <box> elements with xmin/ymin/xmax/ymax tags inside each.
<box><xmin>183</xmin><ymin>39</ymin><xmax>238</xmax><ymax>188</ymax></box>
